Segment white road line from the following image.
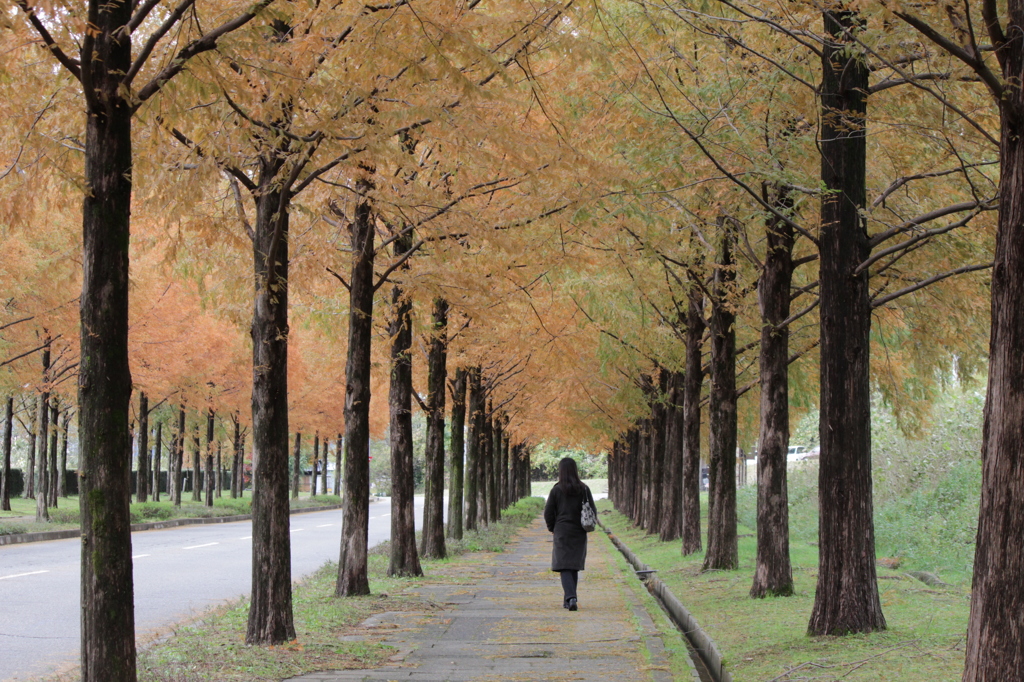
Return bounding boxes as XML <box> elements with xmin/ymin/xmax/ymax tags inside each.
<box><xmin>183</xmin><ymin>542</ymin><xmax>219</xmax><ymax>550</ymax></box>
<box><xmin>382</xmin><ymin>513</ymin><xmax>391</xmax><ymax>517</ymax></box>
<box><xmin>132</xmin><ymin>554</ymin><xmax>151</xmax><ymax>559</ymax></box>
<box><xmin>239</xmin><ymin>536</ymin><xmax>252</xmax><ymax>540</ymax></box>
<box><xmin>316</xmin><ymin>524</ymin><xmax>333</xmax><ymax>527</ymax></box>
<box><xmin>0</xmin><ymin>570</ymin><xmax>49</xmax><ymax>581</ymax></box>
<box><xmin>290</xmin><ymin>529</ymin><xmax>304</xmax><ymax>533</ymax></box>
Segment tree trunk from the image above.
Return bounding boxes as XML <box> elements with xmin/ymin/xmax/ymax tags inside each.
<box><xmin>24</xmin><ymin>397</ymin><xmax>36</xmax><ymax>499</ymax></box>
<box><xmin>246</xmin><ymin>159</ymin><xmax>296</xmax><ymax>644</ymax></box>
<box><xmin>204</xmin><ymin>410</ymin><xmax>214</xmax><ymax>507</ymax></box>
<box><xmin>311</xmin><ymin>432</ymin><xmax>319</xmax><ymax>498</ymax></box>
<box><xmin>481</xmin><ymin>408</ymin><xmax>494</xmax><ymax>526</ymax></box>
<box><xmin>152</xmin><ymin>422</ymin><xmax>162</xmax><ymax>502</ymax></box>
<box><xmin>216</xmin><ymin>442</ymin><xmax>223</xmax><ymax>498</ymax></box>
<box><xmin>48</xmin><ymin>401</ymin><xmax>59</xmax><ymax>508</ymax></box>
<box><xmin>230</xmin><ymin>416</ymin><xmax>239</xmax><ymax>499</ymax></box>
<box><xmin>492</xmin><ymin>415</ymin><xmax>503</xmax><ymax>518</ymax></box>
<box><xmin>190</xmin><ymin>423</ymin><xmax>200</xmax><ymax>501</ymax></box>
<box><xmin>77</xmin><ymin>2</ymin><xmax>137</xmax><ymax>674</ymax></box>
<box><xmin>386</xmin><ymin>230</ymin><xmax>423</xmax><ymax>578</ymax></box>
<box><xmin>36</xmin><ymin>344</ymin><xmax>51</xmax><ymax>523</ymax></box>
<box><xmin>659</xmin><ymin>372</ymin><xmax>684</xmax><ymax>541</ymax></box>
<box><xmin>337</xmin><ymin>180</ymin><xmax>375</xmax><ymax>597</ymax></box>
<box><xmin>448</xmin><ymin>368</ymin><xmax>466</xmax><ymax>540</ymax></box>
<box><xmin>646</xmin><ymin>372</ymin><xmax>667</xmax><ymax>533</ymax></box>
<box><xmin>320</xmin><ymin>438</ymin><xmax>328</xmax><ymax>495</ymax></box>
<box><xmin>703</xmin><ymin>224</ymin><xmax>738</xmax><ymax>572</ymax></box>
<box><xmin>422</xmin><ymin>298</ymin><xmax>448</xmax><ymax>558</ymax></box>
<box><xmin>58</xmin><ymin>410</ymin><xmax>70</xmax><ymax>498</ymax></box>
<box><xmin>333</xmin><ymin>434</ymin><xmax>342</xmax><ymax>497</ymax></box>
<box><xmin>681</xmin><ymin>269</ymin><xmax>705</xmax><ymax>556</ymax></box>
<box><xmin>292</xmin><ymin>432</ymin><xmax>301</xmax><ymax>500</ymax></box>
<box><xmin>963</xmin><ymin>2</ymin><xmax>1024</xmax><ymax>675</ymax></box>
<box><xmin>172</xmin><ymin>406</ymin><xmax>185</xmax><ymax>506</ymax></box>
<box><xmin>1</xmin><ymin>397</ymin><xmax>11</xmax><ymax>511</ymax></box>
<box><xmin>751</xmin><ymin>185</ymin><xmax>796</xmax><ymax>598</ymax></box>
<box><xmin>465</xmin><ymin>368</ymin><xmax>482</xmax><ymax>532</ymax></box>
<box><xmin>808</xmin><ymin>8</ymin><xmax>885</xmax><ymax>636</ymax></box>
<box><xmin>137</xmin><ymin>394</ymin><xmax>149</xmax><ymax>503</ymax></box>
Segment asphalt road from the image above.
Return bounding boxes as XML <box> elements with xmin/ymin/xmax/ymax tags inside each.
<box><xmin>0</xmin><ymin>497</ymin><xmax>422</xmax><ymax>681</ymax></box>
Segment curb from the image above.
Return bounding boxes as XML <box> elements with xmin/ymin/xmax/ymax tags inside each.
<box><xmin>0</xmin><ymin>502</ymin><xmax>351</xmax><ymax>547</ymax></box>
<box><xmin>599</xmin><ymin>518</ymin><xmax>732</xmax><ymax>682</ymax></box>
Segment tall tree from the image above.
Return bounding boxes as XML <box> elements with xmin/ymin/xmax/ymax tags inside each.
<box><xmin>1</xmin><ymin>397</ymin><xmax>11</xmax><ymax>511</ymax></box>
<box><xmin>137</xmin><ymin>393</ymin><xmax>149</xmax><ymax>503</ymax></box>
<box><xmin>681</xmin><ymin>269</ymin><xmax>705</xmax><ymax>556</ymax></box>
<box><xmin>337</xmin><ymin>174</ymin><xmax>375</xmax><ymax>597</ymax></box>
<box><xmin>447</xmin><ymin>367</ymin><xmax>467</xmax><ymax>540</ymax></box>
<box><xmin>387</xmin><ymin>229</ymin><xmax>422</xmax><ymax>578</ymax></box>
<box><xmin>750</xmin><ymin>185</ymin><xmax>796</xmax><ymax>598</ymax></box>
<box><xmin>808</xmin><ymin>8</ymin><xmax>886</xmax><ymax>636</ymax></box>
<box><xmin>886</xmin><ymin>0</ymin><xmax>1024</xmax><ymax>674</ymax></box>
<box><xmin>310</xmin><ymin>432</ymin><xmax>319</xmax><ymax>499</ymax></box>
<box><xmin>421</xmin><ymin>298</ymin><xmax>449</xmax><ymax>559</ymax></box>
<box><xmin>465</xmin><ymin>368</ymin><xmax>482</xmax><ymax>532</ymax></box>
<box><xmin>152</xmin><ymin>421</ymin><xmax>162</xmax><ymax>502</ymax></box>
<box><xmin>703</xmin><ymin>224</ymin><xmax>738</xmax><ymax>572</ymax></box>
<box><xmin>6</xmin><ymin>0</ymin><xmax>276</xmax><ymax>675</ymax></box>
<box><xmin>204</xmin><ymin>410</ymin><xmax>214</xmax><ymax>507</ymax></box>
<box><xmin>35</xmin><ymin>341</ymin><xmax>50</xmax><ymax>522</ymax></box>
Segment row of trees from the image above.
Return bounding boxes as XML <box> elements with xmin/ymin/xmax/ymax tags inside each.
<box><xmin>2</xmin><ymin>0</ymin><xmax>1023</xmax><ymax>678</ymax></box>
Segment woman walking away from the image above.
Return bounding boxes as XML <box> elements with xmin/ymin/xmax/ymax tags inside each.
<box><xmin>544</xmin><ymin>457</ymin><xmax>596</xmax><ymax>611</ymax></box>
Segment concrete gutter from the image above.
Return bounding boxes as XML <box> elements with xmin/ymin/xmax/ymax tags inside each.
<box><xmin>600</xmin><ymin>519</ymin><xmax>732</xmax><ymax>682</ymax></box>
<box><xmin>0</xmin><ymin>502</ymin><xmax>354</xmax><ymax>547</ymax></box>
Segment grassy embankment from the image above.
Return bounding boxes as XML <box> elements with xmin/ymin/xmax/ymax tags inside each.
<box><xmin>33</xmin><ymin>497</ymin><xmax>544</xmax><ymax>682</ymax></box>
<box><xmin>598</xmin><ymin>387</ymin><xmax>986</xmax><ymax>681</ymax></box>
<box><xmin>0</xmin><ymin>493</ymin><xmax>342</xmax><ymax>536</ymax></box>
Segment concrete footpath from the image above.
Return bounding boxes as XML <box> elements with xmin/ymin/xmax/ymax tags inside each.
<box><xmin>288</xmin><ymin>517</ymin><xmax>697</xmax><ymax>682</ymax></box>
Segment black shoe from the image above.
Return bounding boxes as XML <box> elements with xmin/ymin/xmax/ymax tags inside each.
<box><xmin>568</xmin><ymin>598</ymin><xmax>578</xmax><ymax>611</ymax></box>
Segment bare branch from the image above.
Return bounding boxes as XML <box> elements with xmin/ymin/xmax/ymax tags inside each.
<box><xmin>14</xmin><ymin>1</ymin><xmax>82</xmax><ymax>80</ymax></box>
<box><xmin>871</xmin><ymin>263</ymin><xmax>993</xmax><ymax>308</ymax></box>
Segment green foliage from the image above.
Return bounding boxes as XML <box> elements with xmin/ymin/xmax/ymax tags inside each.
<box><xmin>739</xmin><ymin>382</ymin><xmax>984</xmax><ymax>581</ymax></box>
<box><xmin>529</xmin><ymin>441</ymin><xmax>607</xmax><ymax>480</ymax></box>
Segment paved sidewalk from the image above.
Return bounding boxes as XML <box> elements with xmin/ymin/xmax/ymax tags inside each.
<box><xmin>287</xmin><ymin>517</ymin><xmax>693</xmax><ymax>682</ymax></box>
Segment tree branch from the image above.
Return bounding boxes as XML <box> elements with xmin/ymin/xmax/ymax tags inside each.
<box><xmin>871</xmin><ymin>263</ymin><xmax>993</xmax><ymax>308</ymax></box>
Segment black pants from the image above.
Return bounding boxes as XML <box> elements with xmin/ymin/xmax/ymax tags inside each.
<box><xmin>560</xmin><ymin>569</ymin><xmax>579</xmax><ymax>603</ymax></box>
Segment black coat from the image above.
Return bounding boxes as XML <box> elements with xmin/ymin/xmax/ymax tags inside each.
<box><xmin>544</xmin><ymin>483</ymin><xmax>595</xmax><ymax>572</ymax></box>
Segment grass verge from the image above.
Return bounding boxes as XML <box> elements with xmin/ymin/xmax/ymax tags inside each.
<box><xmin>0</xmin><ymin>494</ymin><xmax>343</xmax><ymax>535</ymax></box>
<box><xmin>34</xmin><ymin>497</ymin><xmax>545</xmax><ymax>682</ymax></box>
<box><xmin>597</xmin><ymin>501</ymin><xmax>969</xmax><ymax>681</ymax></box>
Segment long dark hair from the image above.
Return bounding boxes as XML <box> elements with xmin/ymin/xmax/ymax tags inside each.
<box><xmin>557</xmin><ymin>457</ymin><xmax>583</xmax><ymax>496</ymax></box>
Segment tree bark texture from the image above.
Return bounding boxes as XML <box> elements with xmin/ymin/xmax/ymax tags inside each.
<box><xmin>808</xmin><ymin>9</ymin><xmax>886</xmax><ymax>636</ymax></box>
<box><xmin>1</xmin><ymin>397</ymin><xmax>11</xmax><ymax>511</ymax></box>
<box><xmin>333</xmin><ymin>434</ymin><xmax>342</xmax><ymax>497</ymax></box>
<box><xmin>659</xmin><ymin>372</ymin><xmax>684</xmax><ymax>542</ymax></box>
<box><xmin>491</xmin><ymin>415</ymin><xmax>502</xmax><ymax>518</ymax></box>
<box><xmin>310</xmin><ymin>432</ymin><xmax>319</xmax><ymax>498</ymax></box>
<box><xmin>77</xmin><ymin>0</ymin><xmax>137</xmax><ymax>674</ymax></box>
<box><xmin>204</xmin><ymin>410</ymin><xmax>215</xmax><ymax>507</ymax></box>
<box><xmin>751</xmin><ymin>186</ymin><xmax>796</xmax><ymax>599</ymax></box>
<box><xmin>482</xmin><ymin>410</ymin><xmax>495</xmax><ymax>525</ymax></box>
<box><xmin>172</xmin><ymin>406</ymin><xmax>185</xmax><ymax>506</ymax></box>
<box><xmin>36</xmin><ymin>344</ymin><xmax>51</xmax><ymax>522</ymax></box>
<box><xmin>48</xmin><ymin>402</ymin><xmax>59</xmax><ymax>508</ymax></box>
<box><xmin>703</xmin><ymin>226</ymin><xmax>738</xmax><ymax>572</ymax></box>
<box><xmin>645</xmin><ymin>373</ymin><xmax>667</xmax><ymax>534</ymax></box>
<box><xmin>291</xmin><ymin>432</ymin><xmax>301</xmax><ymax>500</ymax></box>
<box><xmin>152</xmin><ymin>422</ymin><xmax>162</xmax><ymax>502</ymax></box>
<box><xmin>465</xmin><ymin>368</ymin><xmax>482</xmax><ymax>532</ymax></box>
<box><xmin>246</xmin><ymin>161</ymin><xmax>296</xmax><ymax>644</ymax></box>
<box><xmin>964</xmin><ymin>1</ymin><xmax>1024</xmax><ymax>675</ymax></box>
<box><xmin>387</xmin><ymin>230</ymin><xmax>422</xmax><ymax>578</ymax></box>
<box><xmin>191</xmin><ymin>424</ymin><xmax>201</xmax><ymax>501</ymax></box>
<box><xmin>337</xmin><ymin>185</ymin><xmax>374</xmax><ymax>597</ymax></box>
<box><xmin>447</xmin><ymin>368</ymin><xmax>467</xmax><ymax>540</ymax></box>
<box><xmin>230</xmin><ymin>416</ymin><xmax>240</xmax><ymax>499</ymax></box>
<box><xmin>421</xmin><ymin>298</ymin><xmax>448</xmax><ymax>559</ymax></box>
<box><xmin>137</xmin><ymin>394</ymin><xmax>149</xmax><ymax>503</ymax></box>
<box><xmin>25</xmin><ymin>398</ymin><xmax>36</xmax><ymax>499</ymax></box>
<box><xmin>682</xmin><ymin>268</ymin><xmax>705</xmax><ymax>556</ymax></box>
